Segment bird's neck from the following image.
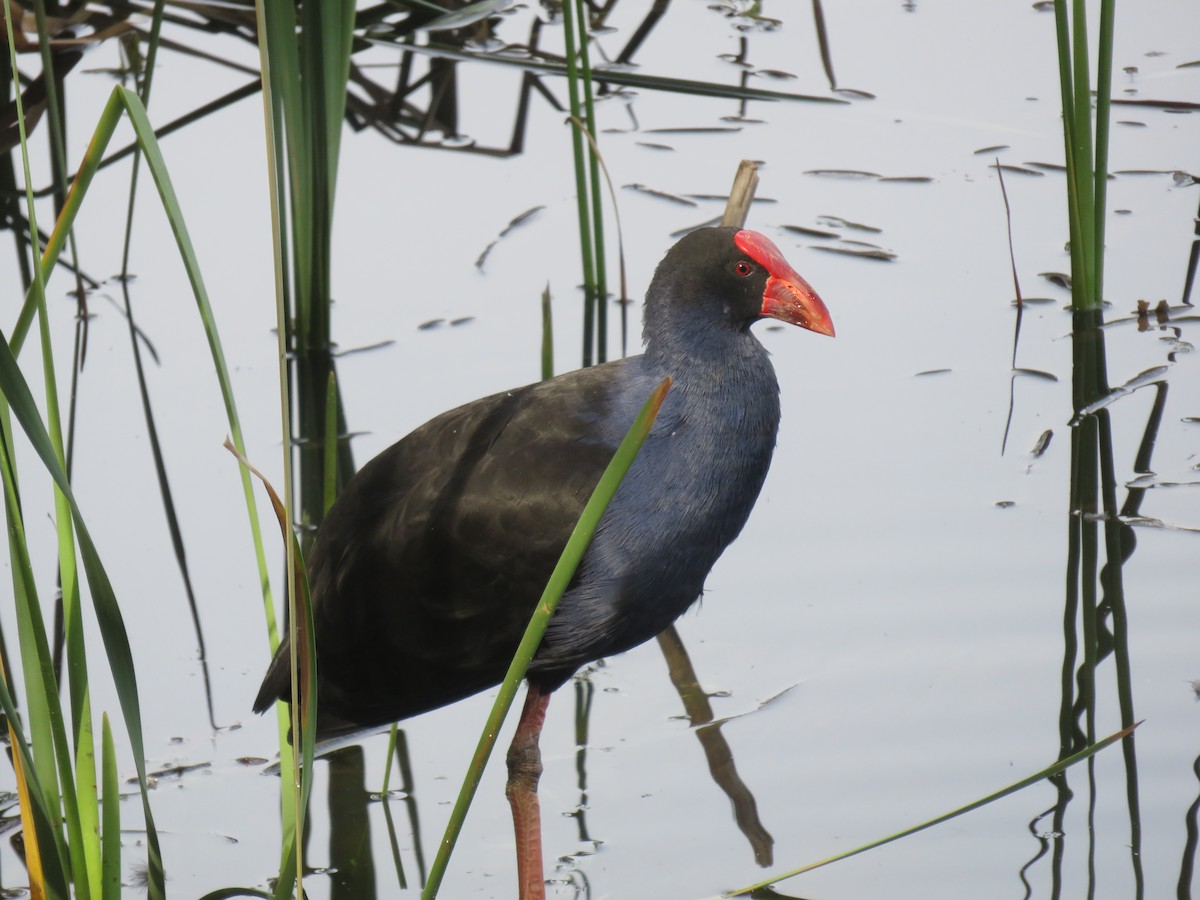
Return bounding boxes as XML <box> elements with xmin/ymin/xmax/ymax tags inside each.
<box><xmin>641</xmin><ymin>324</ymin><xmax>781</xmax><ymax>434</ymax></box>
<box><xmin>644</xmin><ymin>321</ymin><xmax>772</xmax><ymax>381</ymax></box>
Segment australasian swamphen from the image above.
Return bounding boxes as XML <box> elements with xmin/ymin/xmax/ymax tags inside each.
<box><xmin>253</xmin><ymin>225</ymin><xmax>834</xmax><ymax>898</ymax></box>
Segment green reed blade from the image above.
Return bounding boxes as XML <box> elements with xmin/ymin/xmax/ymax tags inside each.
<box><xmin>0</xmin><ymin>424</ymin><xmax>73</xmax><ymax>894</ymax></box>
<box><xmin>221</xmin><ymin>439</ymin><xmax>318</xmax><ymax>900</ymax></box>
<box><xmin>324</xmin><ymin>370</ymin><xmax>340</xmax><ymax>516</ymax></box>
<box><xmin>1052</xmin><ymin>0</ymin><xmax>1115</xmax><ymax>311</ymax></box>
<box><xmin>0</xmin><ymin>326</ymin><xmax>165</xmax><ymax>897</ymax></box>
<box><xmin>0</xmin><ymin>646</ymin><xmax>71</xmax><ymax>898</ymax></box>
<box><xmin>100</xmin><ymin>714</ymin><xmax>120</xmax><ymax>900</ymax></box>
<box><xmin>574</xmin><ymin>0</ymin><xmax>607</xmax><ymax>363</ymax></box>
<box><xmin>1092</xmin><ymin>0</ymin><xmax>1116</xmax><ymax>306</ymax></box>
<box><xmin>3</xmin><ymin>10</ymin><xmax>100</xmax><ymax>894</ymax></box>
<box><xmin>561</xmin><ymin>0</ymin><xmax>598</xmax><ymax>367</ymax></box>
<box><xmin>541</xmin><ymin>283</ymin><xmax>554</xmax><ymax>381</ymax></box>
<box><xmin>0</xmin><ymin>76</ymin><xmax>276</xmax><ymax>900</ymax></box>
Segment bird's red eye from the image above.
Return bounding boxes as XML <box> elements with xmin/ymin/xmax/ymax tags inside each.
<box><xmin>733</xmin><ymin>261</ymin><xmax>753</xmax><ymax>277</ymax></box>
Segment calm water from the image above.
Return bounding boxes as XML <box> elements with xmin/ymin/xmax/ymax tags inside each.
<box><xmin>2</xmin><ymin>2</ymin><xmax>1198</xmax><ymax>898</ymax></box>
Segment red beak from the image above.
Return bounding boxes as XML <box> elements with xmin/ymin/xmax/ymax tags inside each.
<box><xmin>735</xmin><ymin>230</ymin><xmax>835</xmax><ymax>338</ymax></box>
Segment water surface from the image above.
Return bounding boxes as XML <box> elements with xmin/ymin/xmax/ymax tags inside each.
<box><xmin>1</xmin><ymin>2</ymin><xmax>1197</xmax><ymax>898</ymax></box>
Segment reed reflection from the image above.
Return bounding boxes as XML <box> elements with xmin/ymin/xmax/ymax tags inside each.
<box><xmin>1179</xmin><ymin>754</ymin><xmax>1200</xmax><ymax>900</ymax></box>
<box><xmin>1006</xmin><ymin>210</ymin><xmax>1196</xmax><ymax>899</ymax></box>
<box><xmin>1037</xmin><ymin>306</ymin><xmax>1144</xmax><ymax>898</ymax></box>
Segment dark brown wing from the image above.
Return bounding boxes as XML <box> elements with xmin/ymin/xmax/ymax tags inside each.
<box><xmin>254</xmin><ymin>357</ymin><xmax>645</xmax><ymax>731</ymax></box>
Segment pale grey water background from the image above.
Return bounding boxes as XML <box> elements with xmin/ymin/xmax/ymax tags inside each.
<box><xmin>1</xmin><ymin>2</ymin><xmax>1197</xmax><ymax>897</ymax></box>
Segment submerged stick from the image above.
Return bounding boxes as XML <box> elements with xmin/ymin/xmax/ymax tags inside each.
<box><xmin>721</xmin><ymin>160</ymin><xmax>760</xmax><ymax>229</ymax></box>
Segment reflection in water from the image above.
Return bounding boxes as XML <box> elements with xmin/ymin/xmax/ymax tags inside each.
<box><xmin>381</xmin><ymin>729</ymin><xmax>427</xmax><ymax>890</ymax></box>
<box><xmin>1180</xmin><ymin>754</ymin><xmax>1200</xmax><ymax>899</ymax></box>
<box><xmin>1049</xmin><ymin>306</ymin><xmax>1144</xmax><ymax>898</ymax></box>
<box><xmin>1182</xmin><ymin>190</ymin><xmax>1199</xmax><ymax>307</ymax></box>
<box><xmin>296</xmin><ymin>629</ymin><xmax>775</xmax><ymax>896</ymax></box>
<box><xmin>4</xmin><ymin>1</ymin><xmax>840</xmax><ymax>193</ymax></box>
<box><xmin>1004</xmin><ymin>144</ymin><xmax>1198</xmax><ymax>895</ymax></box>
<box><xmin>551</xmin><ymin>672</ymin><xmax>599</xmax><ymax>894</ymax></box>
<box><xmin>118</xmin><ymin>276</ymin><xmax>224</xmax><ymax>731</ymax></box>
<box><xmin>325</xmin><ymin>745</ymin><xmax>376</xmax><ymax>898</ymax></box>
<box><xmin>657</xmin><ymin>624</ymin><xmax>775</xmax><ymax>867</ymax></box>
<box><xmin>304</xmin><ymin>732</ymin><xmax>431</xmax><ymax>897</ymax></box>
<box><xmin>568</xmin><ymin>673</ymin><xmax>596</xmax><ymax>850</ymax></box>
<box><xmin>1017</xmin><ymin>804</ymin><xmax>1057</xmax><ymax>900</ymax></box>
<box><xmin>292</xmin><ymin>347</ymin><xmax>355</xmax><ymax>539</ymax></box>
<box><xmin>1039</xmin><ymin>295</ymin><xmax>1191</xmax><ymax>897</ymax></box>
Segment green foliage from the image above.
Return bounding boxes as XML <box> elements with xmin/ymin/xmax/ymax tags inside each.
<box><xmin>1053</xmin><ymin>0</ymin><xmax>1116</xmax><ymax>310</ymax></box>
<box><xmin>0</xmin><ymin>269</ymin><xmax>165</xmax><ymax>897</ymax></box>
<box><xmin>541</xmin><ymin>283</ymin><xmax>554</xmax><ymax>381</ymax></box>
<box><xmin>563</xmin><ymin>0</ymin><xmax>608</xmax><ymax>366</ymax></box>
<box><xmin>252</xmin><ymin>1</ymin><xmax>357</xmax><ymax>894</ymax></box>
<box><xmin>257</xmin><ymin>0</ymin><xmax>355</xmax><ymax>354</ymax></box>
<box><xmin>99</xmin><ymin>716</ymin><xmax>120</xmax><ymax>900</ymax></box>
<box><xmin>0</xmin><ymin>41</ymin><xmax>274</xmax><ymax>900</ymax></box>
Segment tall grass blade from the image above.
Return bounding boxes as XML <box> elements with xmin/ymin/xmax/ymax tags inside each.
<box><xmin>540</xmin><ymin>283</ymin><xmax>553</xmax><ymax>380</ymax></box>
<box><xmin>0</xmin><ymin>78</ymin><xmax>264</xmax><ymax>900</ymax></box>
<box><xmin>1053</xmin><ymin>0</ymin><xmax>1115</xmax><ymax>310</ymax></box>
<box><xmin>1052</xmin><ymin>1</ymin><xmax>1085</xmax><ymax>307</ymax></box>
<box><xmin>29</xmin><ymin>14</ymin><xmax>95</xmax><ymax>837</ymax></box>
<box><xmin>3</xmin><ymin>449</ymin><xmax>87</xmax><ymax>896</ymax></box>
<box><xmin>0</xmin><ymin>325</ymin><xmax>166</xmax><ymax>898</ymax></box>
<box><xmin>253</xmin><ymin>1</ymin><xmax>351</xmax><ymax>890</ymax></box>
<box><xmin>567</xmin><ymin>120</ymin><xmax>629</xmax><ymax>357</ymax></box>
<box><xmin>0</xmin><ymin>651</ymin><xmax>70</xmax><ymax>898</ymax></box>
<box><xmin>561</xmin><ymin>0</ymin><xmax>602</xmax><ymax>366</ymax></box>
<box><xmin>1057</xmin><ymin>0</ymin><xmax>1136</xmax><ymax>861</ymax></box>
<box><xmin>221</xmin><ymin>441</ymin><xmax>317</xmax><ymax>900</ymax></box>
<box><xmin>28</xmin><ymin>0</ymin><xmax>90</xmax><ymax>337</ymax></box>
<box><xmin>3</xmin><ymin>14</ymin><xmax>103</xmax><ymax>895</ymax></box>
<box><xmin>1069</xmin><ymin>0</ymin><xmax>1095</xmax><ymax>295</ymax></box>
<box><xmin>1</xmin><ymin>14</ymin><xmax>272</xmax><ymax>900</ymax></box>
<box><xmin>422</xmin><ymin>377</ymin><xmax>672</xmax><ymax>899</ymax></box>
<box><xmin>0</xmin><ymin>379</ymin><xmax>75</xmax><ymax>898</ymax></box>
<box><xmin>253</xmin><ymin>1</ymin><xmax>303</xmax><ymax>890</ymax></box>
<box><xmin>574</xmin><ymin>0</ymin><xmax>607</xmax><ymax>362</ymax></box>
<box><xmin>100</xmin><ymin>714</ymin><xmax>120</xmax><ymax>900</ymax></box>
<box><xmin>323</xmin><ymin>370</ymin><xmax>339</xmax><ymax>516</ymax></box>
<box><xmin>1091</xmin><ymin>0</ymin><xmax>1115</xmax><ymax>306</ymax></box>
<box><xmin>259</xmin><ymin>0</ymin><xmax>356</xmax><ymax>537</ymax></box>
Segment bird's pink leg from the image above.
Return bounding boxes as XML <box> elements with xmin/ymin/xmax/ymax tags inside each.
<box><xmin>506</xmin><ymin>683</ymin><xmax>551</xmax><ymax>900</ymax></box>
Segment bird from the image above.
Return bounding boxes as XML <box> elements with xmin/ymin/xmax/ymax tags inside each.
<box><xmin>254</xmin><ymin>225</ymin><xmax>834</xmax><ymax>899</ymax></box>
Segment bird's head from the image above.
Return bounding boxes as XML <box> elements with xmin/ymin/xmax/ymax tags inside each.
<box><xmin>733</xmin><ymin>229</ymin><xmax>835</xmax><ymax>337</ymax></box>
<box><xmin>645</xmin><ymin>227</ymin><xmax>834</xmax><ymax>344</ymax></box>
